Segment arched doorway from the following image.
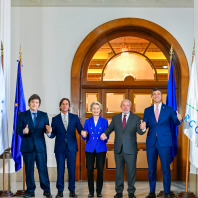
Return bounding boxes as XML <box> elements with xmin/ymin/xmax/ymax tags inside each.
<box><xmin>71</xmin><ymin>18</ymin><xmax>189</xmax><ymax>181</ymax></box>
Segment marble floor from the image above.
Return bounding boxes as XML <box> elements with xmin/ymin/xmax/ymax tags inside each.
<box><xmin>14</xmin><ymin>181</ymin><xmax>186</xmax><ymax>198</ymax></box>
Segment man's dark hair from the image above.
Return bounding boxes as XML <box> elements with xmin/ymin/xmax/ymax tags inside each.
<box><xmin>59</xmin><ymin>98</ymin><xmax>70</xmax><ymax>111</ymax></box>
<box><xmin>28</xmin><ymin>94</ymin><xmax>41</xmax><ymax>106</ymax></box>
<box><xmin>152</xmin><ymin>88</ymin><xmax>162</xmax><ymax>95</ymax></box>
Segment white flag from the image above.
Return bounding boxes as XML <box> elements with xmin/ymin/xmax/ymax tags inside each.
<box><xmin>0</xmin><ymin>61</ymin><xmax>9</xmax><ymax>155</ymax></box>
<box><xmin>190</xmin><ymin>142</ymin><xmax>198</xmax><ymax>168</ymax></box>
<box><xmin>183</xmin><ymin>55</ymin><xmax>198</xmax><ymax>168</ymax></box>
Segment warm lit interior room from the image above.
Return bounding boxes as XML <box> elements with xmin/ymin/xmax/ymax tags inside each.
<box><xmin>0</xmin><ymin>0</ymin><xmax>198</xmax><ymax>198</ymax></box>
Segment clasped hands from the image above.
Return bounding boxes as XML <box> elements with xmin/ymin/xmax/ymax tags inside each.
<box><xmin>100</xmin><ymin>133</ymin><xmax>107</xmax><ymax>140</ymax></box>
<box><xmin>45</xmin><ymin>127</ymin><xmax>88</xmax><ymax>138</ymax></box>
<box><xmin>46</xmin><ymin>125</ymin><xmax>52</xmax><ymax>134</ymax></box>
<box><xmin>140</xmin><ymin>120</ymin><xmax>146</xmax><ymax>130</ymax></box>
<box><xmin>81</xmin><ymin>131</ymin><xmax>107</xmax><ymax>140</ymax></box>
<box><xmin>81</xmin><ymin>130</ymin><xmax>87</xmax><ymax>138</ymax></box>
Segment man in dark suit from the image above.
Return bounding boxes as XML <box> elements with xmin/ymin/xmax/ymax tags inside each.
<box><xmin>140</xmin><ymin>88</ymin><xmax>183</xmax><ymax>198</ymax></box>
<box><xmin>46</xmin><ymin>98</ymin><xmax>85</xmax><ymax>198</ymax></box>
<box><xmin>16</xmin><ymin>94</ymin><xmax>52</xmax><ymax>198</ymax></box>
<box><xmin>100</xmin><ymin>99</ymin><xmax>145</xmax><ymax>198</ymax></box>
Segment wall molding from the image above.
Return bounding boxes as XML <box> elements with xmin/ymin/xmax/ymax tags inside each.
<box><xmin>11</xmin><ymin>0</ymin><xmax>193</xmax><ymax>7</ymax></box>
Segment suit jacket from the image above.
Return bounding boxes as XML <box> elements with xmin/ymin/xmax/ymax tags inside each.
<box><xmin>16</xmin><ymin>110</ymin><xmax>49</xmax><ymax>153</ymax></box>
<box><xmin>83</xmin><ymin>116</ymin><xmax>108</xmax><ymax>153</ymax></box>
<box><xmin>143</xmin><ymin>103</ymin><xmax>182</xmax><ymax>147</ymax></box>
<box><xmin>50</xmin><ymin>113</ymin><xmax>83</xmax><ymax>153</ymax></box>
<box><xmin>104</xmin><ymin>112</ymin><xmax>144</xmax><ymax>155</ymax></box>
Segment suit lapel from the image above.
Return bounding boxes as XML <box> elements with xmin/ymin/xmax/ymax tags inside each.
<box><xmin>27</xmin><ymin>110</ymin><xmax>34</xmax><ymax>128</ymax></box>
<box><xmin>89</xmin><ymin>117</ymin><xmax>95</xmax><ymax>131</ymax></box>
<box><xmin>158</xmin><ymin>103</ymin><xmax>165</xmax><ymax>123</ymax></box>
<box><xmin>151</xmin><ymin>105</ymin><xmax>157</xmax><ymax>124</ymax></box>
<box><xmin>95</xmin><ymin>116</ymin><xmax>102</xmax><ymax>129</ymax></box>
<box><xmin>35</xmin><ymin>110</ymin><xmax>41</xmax><ymax>127</ymax></box>
<box><xmin>58</xmin><ymin>113</ymin><xmax>67</xmax><ymax>132</ymax></box>
<box><xmin>124</xmin><ymin>112</ymin><xmax>133</xmax><ymax>131</ymax></box>
<box><xmin>117</xmin><ymin>113</ymin><xmax>123</xmax><ymax>131</ymax></box>
<box><xmin>67</xmin><ymin>113</ymin><xmax>71</xmax><ymax>131</ymax></box>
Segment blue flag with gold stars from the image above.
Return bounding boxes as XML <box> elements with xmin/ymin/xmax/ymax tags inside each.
<box><xmin>11</xmin><ymin>60</ymin><xmax>26</xmax><ymax>172</ymax></box>
<box><xmin>166</xmin><ymin>61</ymin><xmax>178</xmax><ymax>164</ymax></box>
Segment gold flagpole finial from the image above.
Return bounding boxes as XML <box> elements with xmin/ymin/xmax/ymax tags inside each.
<box><xmin>192</xmin><ymin>40</ymin><xmax>195</xmax><ymax>56</ymax></box>
<box><xmin>1</xmin><ymin>41</ymin><xmax>3</xmax><ymax>56</ymax></box>
<box><xmin>169</xmin><ymin>46</ymin><xmax>174</xmax><ymax>61</ymax></box>
<box><xmin>19</xmin><ymin>45</ymin><xmax>23</xmax><ymax>76</ymax></box>
<box><xmin>19</xmin><ymin>44</ymin><xmax>22</xmax><ymax>59</ymax></box>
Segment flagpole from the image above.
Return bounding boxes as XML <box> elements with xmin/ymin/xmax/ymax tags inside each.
<box><xmin>184</xmin><ymin>45</ymin><xmax>193</xmax><ymax>192</ymax></box>
<box><xmin>168</xmin><ymin>46</ymin><xmax>177</xmax><ymax>198</ymax></box>
<box><xmin>0</xmin><ymin>42</ymin><xmax>14</xmax><ymax>197</ymax></box>
<box><xmin>177</xmin><ymin>43</ymin><xmax>196</xmax><ymax>198</ymax></box>
<box><xmin>185</xmin><ymin>139</ymin><xmax>190</xmax><ymax>192</ymax></box>
<box><xmin>1</xmin><ymin>41</ymin><xmax>5</xmax><ymax>192</ymax></box>
<box><xmin>15</xmin><ymin>45</ymin><xmax>27</xmax><ymax>197</ymax></box>
<box><xmin>1</xmin><ymin>40</ymin><xmax>6</xmax><ymax>193</ymax></box>
<box><xmin>1</xmin><ymin>41</ymin><xmax>3</xmax><ymax>71</ymax></box>
<box><xmin>19</xmin><ymin>45</ymin><xmax>23</xmax><ymax>79</ymax></box>
<box><xmin>19</xmin><ymin>45</ymin><xmax>26</xmax><ymax>191</ymax></box>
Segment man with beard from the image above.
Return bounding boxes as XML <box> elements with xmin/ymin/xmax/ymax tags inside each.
<box><xmin>100</xmin><ymin>99</ymin><xmax>145</xmax><ymax>198</ymax></box>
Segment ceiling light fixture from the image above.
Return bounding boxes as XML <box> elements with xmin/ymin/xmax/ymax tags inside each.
<box><xmin>162</xmin><ymin>65</ymin><xmax>168</xmax><ymax>69</ymax></box>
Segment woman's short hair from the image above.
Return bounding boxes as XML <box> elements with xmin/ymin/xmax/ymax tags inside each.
<box><xmin>90</xmin><ymin>101</ymin><xmax>103</xmax><ymax>111</ymax></box>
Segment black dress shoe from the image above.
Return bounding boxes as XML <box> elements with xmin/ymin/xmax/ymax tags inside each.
<box><xmin>24</xmin><ymin>192</ymin><xmax>35</xmax><ymax>198</ymax></box>
<box><xmin>43</xmin><ymin>191</ymin><xmax>53</xmax><ymax>198</ymax></box>
<box><xmin>69</xmin><ymin>191</ymin><xmax>77</xmax><ymax>197</ymax></box>
<box><xmin>128</xmin><ymin>193</ymin><xmax>136</xmax><ymax>198</ymax></box>
<box><xmin>88</xmin><ymin>193</ymin><xmax>94</xmax><ymax>197</ymax></box>
<box><xmin>164</xmin><ymin>193</ymin><xmax>171</xmax><ymax>198</ymax></box>
<box><xmin>97</xmin><ymin>194</ymin><xmax>102</xmax><ymax>197</ymax></box>
<box><xmin>56</xmin><ymin>191</ymin><xmax>63</xmax><ymax>198</ymax></box>
<box><xmin>114</xmin><ymin>193</ymin><xmax>123</xmax><ymax>198</ymax></box>
<box><xmin>145</xmin><ymin>193</ymin><xmax>156</xmax><ymax>198</ymax></box>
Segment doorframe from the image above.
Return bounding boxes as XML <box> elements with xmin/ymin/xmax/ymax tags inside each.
<box><xmin>71</xmin><ymin>18</ymin><xmax>189</xmax><ymax>181</ymax></box>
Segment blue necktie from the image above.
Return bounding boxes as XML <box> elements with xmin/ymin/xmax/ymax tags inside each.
<box><xmin>33</xmin><ymin>113</ymin><xmax>37</xmax><ymax>127</ymax></box>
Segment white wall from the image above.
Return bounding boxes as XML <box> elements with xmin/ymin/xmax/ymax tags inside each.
<box><xmin>10</xmin><ymin>7</ymin><xmax>194</xmax><ymax>167</ymax></box>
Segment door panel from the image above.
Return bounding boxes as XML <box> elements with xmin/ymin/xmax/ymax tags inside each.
<box><xmin>81</xmin><ymin>88</ymin><xmax>177</xmax><ymax>181</ymax></box>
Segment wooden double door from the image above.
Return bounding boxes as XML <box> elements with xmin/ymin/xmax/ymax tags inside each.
<box><xmin>80</xmin><ymin>88</ymin><xmax>176</xmax><ymax>181</ymax></box>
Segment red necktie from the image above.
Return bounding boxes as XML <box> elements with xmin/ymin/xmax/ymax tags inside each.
<box><xmin>122</xmin><ymin>114</ymin><xmax>126</xmax><ymax>129</ymax></box>
<box><xmin>155</xmin><ymin>105</ymin><xmax>159</xmax><ymax>122</ymax></box>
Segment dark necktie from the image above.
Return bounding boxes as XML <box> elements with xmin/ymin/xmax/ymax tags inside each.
<box><xmin>32</xmin><ymin>113</ymin><xmax>37</xmax><ymax>127</ymax></box>
<box><xmin>122</xmin><ymin>114</ymin><xmax>126</xmax><ymax>129</ymax></box>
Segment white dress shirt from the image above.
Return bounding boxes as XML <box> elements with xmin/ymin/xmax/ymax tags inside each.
<box><xmin>122</xmin><ymin>112</ymin><xmax>130</xmax><ymax>123</ymax></box>
<box><xmin>94</xmin><ymin>120</ymin><xmax>98</xmax><ymax>127</ymax></box>
<box><xmin>61</xmin><ymin>112</ymin><xmax>68</xmax><ymax>125</ymax></box>
<box><xmin>154</xmin><ymin>102</ymin><xmax>162</xmax><ymax>115</ymax></box>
